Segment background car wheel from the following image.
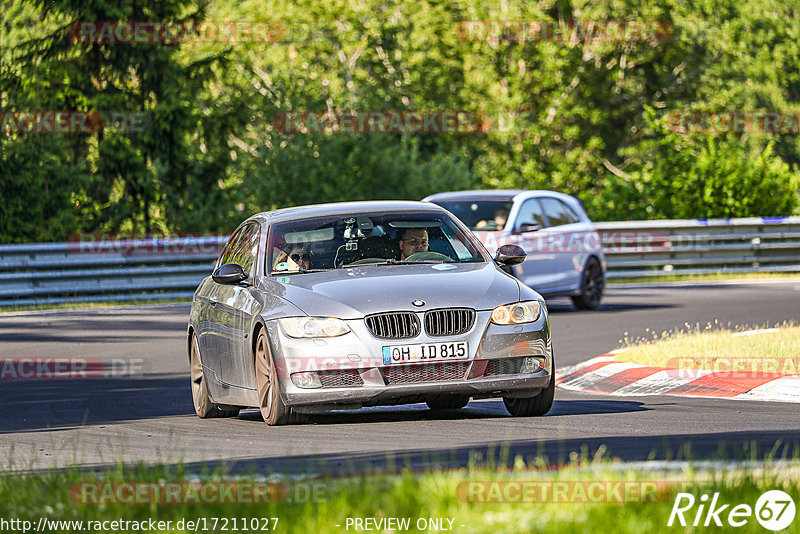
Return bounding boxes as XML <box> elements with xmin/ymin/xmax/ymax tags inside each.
<box><xmin>190</xmin><ymin>333</ymin><xmax>240</xmax><ymax>418</ymax></box>
<box><xmin>502</xmin><ymin>351</ymin><xmax>555</xmax><ymax>417</ymax></box>
<box><xmin>254</xmin><ymin>328</ymin><xmax>305</xmax><ymax>426</ymax></box>
<box><xmin>426</xmin><ymin>396</ymin><xmax>470</xmax><ymax>411</ymax></box>
<box><xmin>571</xmin><ymin>257</ymin><xmax>604</xmax><ymax>310</ymax></box>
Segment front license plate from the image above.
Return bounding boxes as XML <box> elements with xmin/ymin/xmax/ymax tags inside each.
<box><xmin>382</xmin><ymin>341</ymin><xmax>469</xmax><ymax>365</ymax></box>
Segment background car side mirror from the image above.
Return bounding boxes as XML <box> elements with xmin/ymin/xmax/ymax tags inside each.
<box><xmin>514</xmin><ymin>222</ymin><xmax>541</xmax><ymax>234</ymax></box>
<box><xmin>494</xmin><ymin>244</ymin><xmax>526</xmax><ymax>266</ymax></box>
<box><xmin>212</xmin><ymin>263</ymin><xmax>249</xmax><ymax>285</ymax></box>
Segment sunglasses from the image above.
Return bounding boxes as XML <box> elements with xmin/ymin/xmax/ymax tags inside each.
<box><xmin>290</xmin><ymin>252</ymin><xmax>310</xmax><ymax>262</ymax></box>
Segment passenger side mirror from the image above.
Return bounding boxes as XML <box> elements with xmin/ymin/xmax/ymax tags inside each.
<box><xmin>494</xmin><ymin>244</ymin><xmax>527</xmax><ymax>266</ymax></box>
<box><xmin>514</xmin><ymin>222</ymin><xmax>541</xmax><ymax>234</ymax></box>
<box><xmin>213</xmin><ymin>263</ymin><xmax>249</xmax><ymax>285</ymax></box>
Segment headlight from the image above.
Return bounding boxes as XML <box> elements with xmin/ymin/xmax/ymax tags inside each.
<box><xmin>279</xmin><ymin>317</ymin><xmax>351</xmax><ymax>338</ymax></box>
<box><xmin>491</xmin><ymin>301</ymin><xmax>542</xmax><ymax>325</ymax></box>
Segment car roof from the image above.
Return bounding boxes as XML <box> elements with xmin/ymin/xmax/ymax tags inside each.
<box><xmin>423</xmin><ymin>189</ymin><xmax>576</xmax><ymax>203</ymax></box>
<box><xmin>424</xmin><ymin>190</ymin><xmax>522</xmax><ymax>201</ymax></box>
<box><xmin>245</xmin><ymin>200</ymin><xmax>448</xmax><ymax>226</ymax></box>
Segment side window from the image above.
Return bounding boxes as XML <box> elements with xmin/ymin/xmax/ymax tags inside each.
<box><xmin>216</xmin><ymin>223</ymin><xmax>260</xmax><ymax>274</ymax></box>
<box><xmin>562</xmin><ymin>202</ymin><xmax>582</xmax><ymax>223</ymax></box>
<box><xmin>515</xmin><ymin>198</ymin><xmax>547</xmax><ymax>229</ymax></box>
<box><xmin>217</xmin><ymin>227</ymin><xmax>244</xmax><ymax>268</ymax></box>
<box><xmin>540</xmin><ymin>198</ymin><xmax>578</xmax><ymax>227</ymax></box>
<box><xmin>229</xmin><ymin>223</ymin><xmax>260</xmax><ymax>275</ymax></box>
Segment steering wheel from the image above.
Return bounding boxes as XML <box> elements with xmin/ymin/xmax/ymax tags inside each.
<box><xmin>405</xmin><ymin>251</ymin><xmax>453</xmax><ymax>262</ymax></box>
<box><xmin>475</xmin><ymin>220</ymin><xmax>500</xmax><ymax>231</ymax></box>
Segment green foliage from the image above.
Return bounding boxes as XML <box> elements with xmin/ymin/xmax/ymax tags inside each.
<box><xmin>2</xmin><ymin>0</ymin><xmax>800</xmax><ymax>242</ymax></box>
<box><xmin>598</xmin><ymin>107</ymin><xmax>800</xmax><ymax>219</ymax></box>
<box><xmin>0</xmin><ymin>460</ymin><xmax>799</xmax><ymax>533</ymax></box>
<box><xmin>239</xmin><ymin>135</ymin><xmax>476</xmax><ymax>213</ymax></box>
<box><xmin>1</xmin><ymin>0</ymin><xmax>248</xmax><ymax>240</ymax></box>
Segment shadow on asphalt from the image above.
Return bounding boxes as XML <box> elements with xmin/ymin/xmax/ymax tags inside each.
<box><xmin>0</xmin><ymin>376</ymin><xmax>192</xmax><ymax>434</ymax></box>
<box><xmin>177</xmin><ymin>429</ymin><xmax>800</xmax><ymax>476</ymax></box>
<box><xmin>234</xmin><ymin>399</ymin><xmax>649</xmax><ymax>425</ymax></box>
<box><xmin>0</xmin><ymin>318</ymin><xmax>187</xmax><ymax>344</ymax></box>
<box><xmin>546</xmin><ymin>301</ymin><xmax>679</xmax><ymax>314</ymax></box>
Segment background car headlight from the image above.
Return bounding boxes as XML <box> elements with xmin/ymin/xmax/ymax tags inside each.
<box><xmin>491</xmin><ymin>301</ymin><xmax>541</xmax><ymax>325</ymax></box>
<box><xmin>279</xmin><ymin>317</ymin><xmax>351</xmax><ymax>338</ymax></box>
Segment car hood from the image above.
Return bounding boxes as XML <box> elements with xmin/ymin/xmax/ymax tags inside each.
<box><xmin>265</xmin><ymin>262</ymin><xmax>523</xmax><ymax>319</ymax></box>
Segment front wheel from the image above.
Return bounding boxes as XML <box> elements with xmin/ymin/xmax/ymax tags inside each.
<box><xmin>502</xmin><ymin>351</ymin><xmax>555</xmax><ymax>417</ymax></box>
<box><xmin>254</xmin><ymin>328</ymin><xmax>305</xmax><ymax>425</ymax></box>
<box><xmin>571</xmin><ymin>257</ymin><xmax>604</xmax><ymax>310</ymax></box>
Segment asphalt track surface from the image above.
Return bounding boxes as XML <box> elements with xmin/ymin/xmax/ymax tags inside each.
<box><xmin>1</xmin><ymin>280</ymin><xmax>799</xmax><ymax>473</ymax></box>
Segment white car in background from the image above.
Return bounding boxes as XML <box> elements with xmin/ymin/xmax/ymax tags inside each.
<box><xmin>424</xmin><ymin>190</ymin><xmax>606</xmax><ymax>309</ymax></box>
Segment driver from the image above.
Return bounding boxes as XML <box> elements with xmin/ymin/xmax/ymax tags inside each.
<box><xmin>398</xmin><ymin>228</ymin><xmax>429</xmax><ymax>260</ymax></box>
<box><xmin>476</xmin><ymin>207</ymin><xmax>509</xmax><ymax>231</ymax></box>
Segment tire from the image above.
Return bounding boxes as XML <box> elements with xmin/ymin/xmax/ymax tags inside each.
<box><xmin>571</xmin><ymin>257</ymin><xmax>604</xmax><ymax>310</ymax></box>
<box><xmin>189</xmin><ymin>333</ymin><xmax>240</xmax><ymax>418</ymax></box>
<box><xmin>254</xmin><ymin>328</ymin><xmax>305</xmax><ymax>425</ymax></box>
<box><xmin>502</xmin><ymin>351</ymin><xmax>555</xmax><ymax>417</ymax></box>
<box><xmin>426</xmin><ymin>396</ymin><xmax>470</xmax><ymax>411</ymax></box>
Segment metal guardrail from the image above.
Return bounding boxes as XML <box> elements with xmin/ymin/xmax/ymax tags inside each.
<box><xmin>596</xmin><ymin>216</ymin><xmax>800</xmax><ymax>279</ymax></box>
<box><xmin>0</xmin><ymin>216</ymin><xmax>798</xmax><ymax>306</ymax></box>
<box><xmin>0</xmin><ymin>237</ymin><xmax>226</xmax><ymax>307</ymax></box>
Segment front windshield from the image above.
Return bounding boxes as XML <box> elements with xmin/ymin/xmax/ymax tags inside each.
<box><xmin>432</xmin><ymin>200</ymin><xmax>513</xmax><ymax>231</ymax></box>
<box><xmin>267</xmin><ymin>211</ymin><xmax>487</xmax><ymax>274</ymax></box>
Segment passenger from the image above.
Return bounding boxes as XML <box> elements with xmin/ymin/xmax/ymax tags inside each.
<box><xmin>274</xmin><ymin>244</ymin><xmax>312</xmax><ymax>271</ymax></box>
<box><xmin>398</xmin><ymin>228</ymin><xmax>429</xmax><ymax>260</ymax></box>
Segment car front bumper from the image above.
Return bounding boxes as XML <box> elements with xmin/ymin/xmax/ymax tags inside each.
<box><xmin>264</xmin><ymin>309</ymin><xmax>553</xmax><ymax>411</ymax></box>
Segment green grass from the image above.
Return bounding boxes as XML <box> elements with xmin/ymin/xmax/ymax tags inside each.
<box><xmin>0</xmin><ymin>297</ymin><xmax>191</xmax><ymax>313</ymax></box>
<box><xmin>2</xmin><ymin>457</ymin><xmax>799</xmax><ymax>533</ymax></box>
<box><xmin>614</xmin><ymin>322</ymin><xmax>800</xmax><ymax>373</ymax></box>
<box><xmin>608</xmin><ymin>272</ymin><xmax>800</xmax><ymax>284</ymax></box>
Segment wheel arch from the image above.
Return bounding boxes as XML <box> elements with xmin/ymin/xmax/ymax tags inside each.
<box><xmin>584</xmin><ymin>253</ymin><xmax>603</xmax><ymax>271</ymax></box>
<box><xmin>251</xmin><ymin>318</ymin><xmax>267</xmax><ymax>364</ymax></box>
<box><xmin>187</xmin><ymin>325</ymin><xmax>195</xmax><ymax>363</ymax></box>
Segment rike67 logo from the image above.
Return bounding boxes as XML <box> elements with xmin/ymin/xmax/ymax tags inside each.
<box><xmin>668</xmin><ymin>490</ymin><xmax>796</xmax><ymax>531</ymax></box>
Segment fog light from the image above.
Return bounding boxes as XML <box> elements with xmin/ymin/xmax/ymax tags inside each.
<box><xmin>291</xmin><ymin>372</ymin><xmax>322</xmax><ymax>388</ymax></box>
<box><xmin>521</xmin><ymin>356</ymin><xmax>546</xmax><ymax>373</ymax></box>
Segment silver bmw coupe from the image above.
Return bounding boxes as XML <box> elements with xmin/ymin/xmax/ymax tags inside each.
<box><xmin>188</xmin><ymin>201</ymin><xmax>554</xmax><ymax>425</ymax></box>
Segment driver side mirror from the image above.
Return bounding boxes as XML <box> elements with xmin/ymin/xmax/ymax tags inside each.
<box><xmin>212</xmin><ymin>263</ymin><xmax>249</xmax><ymax>285</ymax></box>
<box><xmin>514</xmin><ymin>222</ymin><xmax>541</xmax><ymax>235</ymax></box>
<box><xmin>494</xmin><ymin>244</ymin><xmax>526</xmax><ymax>266</ymax></box>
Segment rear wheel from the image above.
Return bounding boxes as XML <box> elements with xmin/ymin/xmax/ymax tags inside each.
<box><xmin>189</xmin><ymin>333</ymin><xmax>239</xmax><ymax>418</ymax></box>
<box><xmin>254</xmin><ymin>328</ymin><xmax>305</xmax><ymax>425</ymax></box>
<box><xmin>571</xmin><ymin>257</ymin><xmax>604</xmax><ymax>310</ymax></box>
<box><xmin>502</xmin><ymin>351</ymin><xmax>555</xmax><ymax>417</ymax></box>
<box><xmin>426</xmin><ymin>396</ymin><xmax>470</xmax><ymax>411</ymax></box>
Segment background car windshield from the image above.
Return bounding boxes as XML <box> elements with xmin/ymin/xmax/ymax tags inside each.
<box><xmin>432</xmin><ymin>200</ymin><xmax>513</xmax><ymax>231</ymax></box>
<box><xmin>268</xmin><ymin>211</ymin><xmax>486</xmax><ymax>273</ymax></box>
